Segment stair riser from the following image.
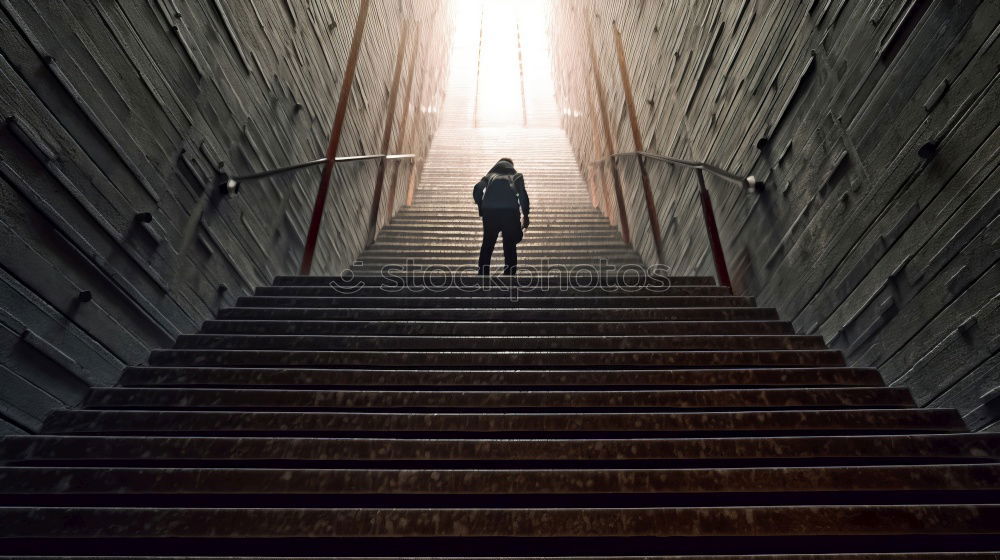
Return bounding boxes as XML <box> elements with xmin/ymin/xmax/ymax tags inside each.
<box><xmin>233</xmin><ymin>296</ymin><xmax>755</xmax><ymax>309</ymax></box>
<box><xmin>199</xmin><ymin>320</ymin><xmax>792</xmax><ymax>337</ymax></box>
<box><xmin>5</xmin><ymin>434</ymin><xmax>996</xmax><ymax>464</ymax></box>
<box><xmin>117</xmin><ymin>367</ymin><xmax>883</xmax><ymax>389</ymax></box>
<box><xmin>84</xmin><ymin>387</ymin><xmax>914</xmax><ymax>410</ymax></box>
<box><xmin>0</xmin><ymin>465</ymin><xmax>1000</xmax><ymax>498</ymax></box>
<box><xmin>365</xmin><ymin>244</ymin><xmax>635</xmax><ymax>251</ymax></box>
<box><xmin>252</xmin><ymin>286</ymin><xmax>733</xmax><ymax>297</ymax></box>
<box><xmin>271</xmin><ymin>275</ymin><xmax>718</xmax><ymax>286</ymax></box>
<box><xmin>215</xmin><ymin>308</ymin><xmax>781</xmax><ymax>321</ymax></box>
<box><xmin>41</xmin><ymin>409</ymin><xmax>963</xmax><ymax>436</ymax></box>
<box><xmin>172</xmin><ymin>334</ymin><xmax>828</xmax><ymax>352</ymax></box>
<box><xmin>359</xmin><ymin>249</ymin><xmax>637</xmax><ymax>256</ymax></box>
<box><xmin>147</xmin><ymin>349</ymin><xmax>847</xmax><ymax>369</ymax></box>
<box><xmin>353</xmin><ymin>258</ymin><xmax>646</xmax><ymax>265</ymax></box>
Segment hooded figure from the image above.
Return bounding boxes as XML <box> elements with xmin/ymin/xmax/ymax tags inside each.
<box><xmin>472</xmin><ymin>158</ymin><xmax>530</xmax><ymax>275</ymax></box>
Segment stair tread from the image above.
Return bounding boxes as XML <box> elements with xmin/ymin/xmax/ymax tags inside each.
<box><xmin>0</xmin><ymin>552</ymin><xmax>998</xmax><ymax>560</ymax></box>
<box><xmin>40</xmin><ymin>408</ymin><xmax>964</xmax><ymax>435</ymax></box>
<box><xmin>2</xmin><ymin>505</ymin><xmax>998</xmax><ymax>537</ymax></box>
<box><xmin>118</xmin><ymin>366</ymin><xmax>885</xmax><ymax>388</ymax></box>
<box><xmin>216</xmin><ymin>307</ymin><xmax>781</xmax><ymax>321</ymax></box>
<box><xmin>171</xmin><ymin>333</ymin><xmax>828</xmax><ymax>351</ymax></box>
<box><xmin>83</xmin><ymin>387</ymin><xmax>914</xmax><ymax>410</ymax></box>
<box><xmin>4</xmin><ymin>434</ymin><xmax>996</xmax><ymax>463</ymax></box>
<box><xmin>2</xmin><ymin>464</ymin><xmax>997</xmax><ymax>495</ymax></box>
<box><xmin>146</xmin><ymin>348</ymin><xmax>847</xmax><ymax>368</ymax></box>
<box><xmin>198</xmin><ymin>319</ymin><xmax>796</xmax><ymax>336</ymax></box>
<box><xmin>233</xmin><ymin>296</ymin><xmax>757</xmax><ymax>308</ymax></box>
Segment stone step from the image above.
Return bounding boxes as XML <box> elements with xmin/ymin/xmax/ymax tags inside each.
<box><xmin>2</xmin><ymin>464</ymin><xmax>996</xmax><ymax>502</ymax></box>
<box><xmin>359</xmin><ymin>249</ymin><xmax>637</xmax><ymax>257</ymax></box>
<box><xmin>271</xmin><ymin>275</ymin><xmax>718</xmax><ymax>286</ymax></box>
<box><xmin>252</xmin><ymin>286</ymin><xmax>733</xmax><ymax>297</ymax></box>
<box><xmin>396</xmin><ymin>204</ymin><xmax>598</xmax><ymax>209</ymax></box>
<box><xmin>83</xmin><ymin>387</ymin><xmax>913</xmax><ymax>411</ymax></box>
<box><xmin>375</xmin><ymin>228</ymin><xmax>619</xmax><ymax>237</ymax></box>
<box><xmin>40</xmin><ymin>408</ymin><xmax>963</xmax><ymax>436</ymax></box>
<box><xmin>346</xmin><ymin>266</ymin><xmax>649</xmax><ymax>274</ymax></box>
<box><xmin>233</xmin><ymin>295</ymin><xmax>756</xmax><ymax>309</ymax></box>
<box><xmin>355</xmin><ymin>258</ymin><xmax>644</xmax><ymax>266</ymax></box>
<box><xmin>0</xmin><ymin>551</ymin><xmax>997</xmax><ymax>560</ymax></box>
<box><xmin>384</xmin><ymin>219</ymin><xmax>611</xmax><ymax>227</ymax></box>
<box><xmin>365</xmin><ymin>241</ymin><xmax>630</xmax><ymax>249</ymax></box>
<box><xmin>346</xmin><ymin>266</ymin><xmax>651</xmax><ymax>274</ymax></box>
<box><xmin>199</xmin><ymin>319</ymin><xmax>792</xmax><ymax>337</ymax></box>
<box><xmin>117</xmin><ymin>367</ymin><xmax>885</xmax><ymax>389</ymax></box>
<box><xmin>379</xmin><ymin>221</ymin><xmax>614</xmax><ymax>228</ymax></box>
<box><xmin>353</xmin><ymin>255</ymin><xmax>643</xmax><ymax>263</ymax></box>
<box><xmin>368</xmin><ymin>239</ymin><xmax>626</xmax><ymax>247</ymax></box>
<box><xmin>1</xmin><ymin>505</ymin><xmax>997</xmax><ymax>541</ymax></box>
<box><xmin>350</xmin><ymin>259</ymin><xmax>646</xmax><ymax>267</ymax></box>
<box><xmin>171</xmin><ymin>334</ymin><xmax>828</xmax><ymax>352</ymax></box>
<box><xmin>371</xmin><ymin>236</ymin><xmax>622</xmax><ymax>244</ymax></box>
<box><xmin>365</xmin><ymin>243</ymin><xmax>627</xmax><ymax>252</ymax></box>
<box><xmin>388</xmin><ymin>214</ymin><xmax>610</xmax><ymax>220</ymax></box>
<box><xmin>418</xmin><ymin>179</ymin><xmax>590</xmax><ymax>184</ymax></box>
<box><xmin>411</xmin><ymin>194</ymin><xmax>593</xmax><ymax>200</ymax></box>
<box><xmin>215</xmin><ymin>307</ymin><xmax>780</xmax><ymax>322</ymax></box>
<box><xmin>146</xmin><ymin>348</ymin><xmax>846</xmax><ymax>368</ymax></box>
<box><xmin>409</xmin><ymin>202</ymin><xmax>596</xmax><ymax>208</ymax></box>
<box><xmin>382</xmin><ymin>226</ymin><xmax>611</xmax><ymax>233</ymax></box>
<box><xmin>369</xmin><ymin>237</ymin><xmax>628</xmax><ymax>244</ymax></box>
<box><xmin>398</xmin><ymin>207</ymin><xmax>601</xmax><ymax>214</ymax></box>
<box><xmin>417</xmin><ymin>183</ymin><xmax>590</xmax><ymax>188</ymax></box>
<box><xmin>374</xmin><ymin>228</ymin><xmax>621</xmax><ymax>237</ymax></box>
<box><xmin>4</xmin><ymin>434</ymin><xmax>996</xmax><ymax>466</ymax></box>
<box><xmin>361</xmin><ymin>242</ymin><xmax>630</xmax><ymax>249</ymax></box>
<box><xmin>366</xmin><ymin>242</ymin><xmax>634</xmax><ymax>250</ymax></box>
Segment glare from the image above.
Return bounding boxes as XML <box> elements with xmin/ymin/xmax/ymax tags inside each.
<box><xmin>449</xmin><ymin>0</ymin><xmax>555</xmax><ymax>127</ymax></box>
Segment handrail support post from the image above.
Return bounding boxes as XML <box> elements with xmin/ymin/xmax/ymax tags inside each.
<box><xmin>299</xmin><ymin>0</ymin><xmax>370</xmax><ymax>275</ymax></box>
<box><xmin>695</xmin><ymin>168</ymin><xmax>732</xmax><ymax>289</ymax></box>
<box><xmin>366</xmin><ymin>23</ymin><xmax>412</xmax><ymax>246</ymax></box>
<box><xmin>613</xmin><ymin>21</ymin><xmax>663</xmax><ymax>261</ymax></box>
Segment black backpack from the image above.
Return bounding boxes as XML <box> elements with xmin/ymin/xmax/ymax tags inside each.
<box><xmin>481</xmin><ymin>172</ymin><xmax>520</xmax><ymax>210</ymax></box>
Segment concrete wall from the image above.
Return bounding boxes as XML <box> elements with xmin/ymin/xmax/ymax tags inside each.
<box><xmin>0</xmin><ymin>0</ymin><xmax>451</xmax><ymax>434</ymax></box>
<box><xmin>550</xmin><ymin>0</ymin><xmax>1000</xmax><ymax>429</ymax></box>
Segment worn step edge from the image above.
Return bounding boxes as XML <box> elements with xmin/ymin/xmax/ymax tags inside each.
<box><xmin>82</xmin><ymin>387</ymin><xmax>914</xmax><ymax>410</ymax></box>
<box><xmin>4</xmin><ymin>434</ymin><xmax>996</xmax><ymax>463</ymax></box>
<box><xmin>1</xmin><ymin>464</ymin><xmax>997</xmax><ymax>495</ymax></box>
<box><xmin>171</xmin><ymin>334</ymin><xmax>828</xmax><ymax>352</ymax></box>
<box><xmin>197</xmin><ymin>320</ymin><xmax>795</xmax><ymax>337</ymax></box>
<box><xmin>117</xmin><ymin>367</ymin><xmax>885</xmax><ymax>388</ymax></box>
<box><xmin>146</xmin><ymin>349</ymin><xmax>847</xmax><ymax>368</ymax></box>
<box><xmin>39</xmin><ymin>408</ymin><xmax>964</xmax><ymax>435</ymax></box>
<box><xmin>1</xmin><ymin>505</ymin><xmax>999</xmax><ymax>537</ymax></box>
<box><xmin>271</xmin><ymin>276</ymin><xmax>717</xmax><ymax>286</ymax></box>
<box><xmin>214</xmin><ymin>308</ymin><xmax>782</xmax><ymax>322</ymax></box>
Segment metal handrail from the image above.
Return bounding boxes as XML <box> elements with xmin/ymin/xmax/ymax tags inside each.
<box><xmin>600</xmin><ymin>151</ymin><xmax>762</xmax><ymax>193</ymax></box>
<box><xmin>590</xmin><ymin>150</ymin><xmax>764</xmax><ymax>289</ymax></box>
<box><xmin>219</xmin><ymin>153</ymin><xmax>415</xmax><ymax>194</ymax></box>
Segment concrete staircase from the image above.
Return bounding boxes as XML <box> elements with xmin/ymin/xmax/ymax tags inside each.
<box><xmin>1</xmin><ymin>73</ymin><xmax>999</xmax><ymax>560</ymax></box>
<box><xmin>356</xmin><ymin>125</ymin><xmax>639</xmax><ymax>274</ymax></box>
<box><xmin>1</xmin><ymin>266</ymin><xmax>1000</xmax><ymax>556</ymax></box>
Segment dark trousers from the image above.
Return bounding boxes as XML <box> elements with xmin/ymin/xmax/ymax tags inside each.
<box><xmin>478</xmin><ymin>209</ymin><xmax>522</xmax><ymax>274</ymax></box>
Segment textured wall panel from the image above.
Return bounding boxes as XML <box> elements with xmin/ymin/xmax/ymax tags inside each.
<box><xmin>550</xmin><ymin>0</ymin><xmax>1000</xmax><ymax>430</ymax></box>
<box><xmin>0</xmin><ymin>0</ymin><xmax>451</xmax><ymax>432</ymax></box>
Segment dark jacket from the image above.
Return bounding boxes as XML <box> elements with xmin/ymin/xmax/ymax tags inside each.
<box><xmin>473</xmin><ymin>160</ymin><xmax>530</xmax><ymax>216</ymax></box>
